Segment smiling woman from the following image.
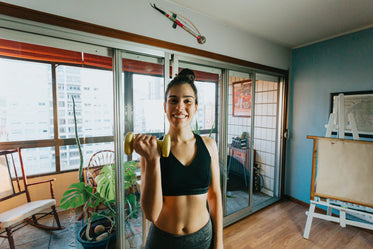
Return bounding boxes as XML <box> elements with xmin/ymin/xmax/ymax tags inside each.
<box><xmin>164</xmin><ymin>76</ymin><xmax>198</xmax><ymax>129</ymax></box>
<box><xmin>135</xmin><ymin>74</ymin><xmax>223</xmax><ymax>249</ymax></box>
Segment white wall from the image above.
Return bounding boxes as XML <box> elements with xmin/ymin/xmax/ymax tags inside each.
<box><xmin>2</xmin><ymin>0</ymin><xmax>291</xmax><ymax>70</ymax></box>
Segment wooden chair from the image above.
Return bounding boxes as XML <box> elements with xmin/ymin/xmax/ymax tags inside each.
<box><xmin>0</xmin><ymin>148</ymin><xmax>64</xmax><ymax>249</ymax></box>
<box><xmin>83</xmin><ymin>150</ymin><xmax>115</xmax><ymax>187</ymax></box>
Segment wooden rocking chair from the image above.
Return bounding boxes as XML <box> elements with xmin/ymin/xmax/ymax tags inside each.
<box><xmin>0</xmin><ymin>148</ymin><xmax>64</xmax><ymax>249</ymax></box>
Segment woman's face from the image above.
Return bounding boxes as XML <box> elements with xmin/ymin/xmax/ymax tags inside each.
<box><xmin>164</xmin><ymin>83</ymin><xmax>198</xmax><ymax>129</ymax></box>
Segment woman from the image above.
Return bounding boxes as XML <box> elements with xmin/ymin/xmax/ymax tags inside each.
<box><xmin>133</xmin><ymin>75</ymin><xmax>223</xmax><ymax>249</ymax></box>
<box><xmin>177</xmin><ymin>68</ymin><xmax>195</xmax><ymax>82</ymax></box>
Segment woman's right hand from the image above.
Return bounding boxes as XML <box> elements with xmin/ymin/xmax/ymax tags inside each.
<box><xmin>133</xmin><ymin>134</ymin><xmax>160</xmax><ymax>163</ymax></box>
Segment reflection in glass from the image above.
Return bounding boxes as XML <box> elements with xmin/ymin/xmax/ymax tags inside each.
<box><xmin>226</xmin><ymin>72</ymin><xmax>252</xmax><ymax>216</ymax></box>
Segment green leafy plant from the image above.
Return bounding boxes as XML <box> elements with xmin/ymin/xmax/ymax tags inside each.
<box><xmin>60</xmin><ymin>96</ymin><xmax>140</xmax><ymax>246</ymax></box>
<box><xmin>193</xmin><ymin>120</ymin><xmax>200</xmax><ymax>135</ymax></box>
<box><xmin>193</xmin><ymin>120</ymin><xmax>215</xmax><ymax>137</ymax></box>
<box><xmin>72</xmin><ymin>96</ymin><xmax>84</xmax><ymax>183</ymax></box>
<box><xmin>95</xmin><ymin>161</ymin><xmax>140</xmax><ymax>220</ymax></box>
<box><xmin>60</xmin><ymin>159</ymin><xmax>140</xmax><ymax>244</ymax></box>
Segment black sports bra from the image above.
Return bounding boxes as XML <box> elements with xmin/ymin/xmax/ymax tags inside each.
<box><xmin>160</xmin><ymin>134</ymin><xmax>211</xmax><ymax>196</ymax></box>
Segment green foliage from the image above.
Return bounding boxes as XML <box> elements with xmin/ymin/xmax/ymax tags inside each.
<box><xmin>61</xmin><ymin>96</ymin><xmax>140</xmax><ymax>242</ymax></box>
<box><xmin>209</xmin><ymin>123</ymin><xmax>215</xmax><ymax>138</ymax></box>
<box><xmin>96</xmin><ymin>164</ymin><xmax>116</xmax><ymax>202</ymax></box>
<box><xmin>125</xmin><ymin>193</ymin><xmax>139</xmax><ymax>220</ymax></box>
<box><xmin>72</xmin><ymin>96</ymin><xmax>84</xmax><ymax>183</ymax></box>
<box><xmin>60</xmin><ymin>182</ymin><xmax>91</xmax><ymax>210</ymax></box>
<box><xmin>124</xmin><ymin>160</ymin><xmax>137</xmax><ymax>189</ymax></box>
<box><xmin>193</xmin><ymin>120</ymin><xmax>215</xmax><ymax>138</ymax></box>
<box><xmin>95</xmin><ymin>161</ymin><xmax>139</xmax><ymax>220</ymax></box>
<box><xmin>60</xmin><ymin>182</ymin><xmax>105</xmax><ymax>210</ymax></box>
<box><xmin>60</xmin><ymin>159</ymin><xmax>141</xmax><ymax>241</ymax></box>
<box><xmin>193</xmin><ymin>120</ymin><xmax>200</xmax><ymax>135</ymax></box>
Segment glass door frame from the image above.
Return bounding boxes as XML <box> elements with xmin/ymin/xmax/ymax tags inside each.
<box><xmin>223</xmin><ymin>69</ymin><xmax>256</xmax><ymax>223</ymax></box>
<box><xmin>113</xmin><ymin>49</ymin><xmax>126</xmax><ymax>249</ymax></box>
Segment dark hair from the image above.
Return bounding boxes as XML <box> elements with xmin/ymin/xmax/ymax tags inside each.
<box><xmin>178</xmin><ymin>68</ymin><xmax>195</xmax><ymax>82</ymax></box>
<box><xmin>165</xmin><ymin>75</ymin><xmax>198</xmax><ymax>104</ymax></box>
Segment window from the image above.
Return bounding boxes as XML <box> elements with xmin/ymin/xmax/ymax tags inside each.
<box><xmin>60</xmin><ymin>142</ymin><xmax>114</xmax><ymax>171</ymax></box>
<box><xmin>0</xmin><ymin>58</ymin><xmax>54</xmax><ymax>142</ymax></box>
<box><xmin>0</xmin><ymin>38</ymin><xmax>114</xmax><ymax>175</ymax></box>
<box><xmin>57</xmin><ymin>66</ymin><xmax>113</xmax><ymax>139</ymax></box>
<box><xmin>133</xmin><ymin>74</ymin><xmax>164</xmax><ymax>134</ymax></box>
<box><xmin>194</xmin><ymin>81</ymin><xmax>216</xmax><ymax>131</ymax></box>
<box><xmin>8</xmin><ymin>147</ymin><xmax>56</xmax><ymax>176</ymax></box>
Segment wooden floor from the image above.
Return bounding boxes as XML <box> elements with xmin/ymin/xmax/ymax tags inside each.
<box><xmin>223</xmin><ymin>199</ymin><xmax>373</xmax><ymax>249</ymax></box>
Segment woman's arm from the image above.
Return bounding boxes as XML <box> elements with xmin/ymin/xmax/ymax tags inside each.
<box><xmin>205</xmin><ymin>137</ymin><xmax>224</xmax><ymax>249</ymax></box>
<box><xmin>135</xmin><ymin>134</ymin><xmax>163</xmax><ymax>222</ymax></box>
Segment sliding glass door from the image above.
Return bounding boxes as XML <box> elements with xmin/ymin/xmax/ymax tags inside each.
<box><xmin>225</xmin><ymin>70</ymin><xmax>254</xmax><ymax>216</ymax></box>
<box><xmin>252</xmin><ymin>73</ymin><xmax>283</xmax><ymax>209</ymax></box>
<box><xmin>223</xmin><ymin>70</ymin><xmax>285</xmax><ymax>224</ymax></box>
<box><xmin>119</xmin><ymin>51</ymin><xmax>166</xmax><ymax>248</ymax></box>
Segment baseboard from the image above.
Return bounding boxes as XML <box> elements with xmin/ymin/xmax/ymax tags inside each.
<box><xmin>284</xmin><ymin>195</ymin><xmax>310</xmax><ymax>208</ymax></box>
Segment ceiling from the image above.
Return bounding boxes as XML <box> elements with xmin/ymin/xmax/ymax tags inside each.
<box><xmin>167</xmin><ymin>0</ymin><xmax>373</xmax><ymax>48</ymax></box>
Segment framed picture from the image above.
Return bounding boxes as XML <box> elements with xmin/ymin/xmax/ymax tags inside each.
<box><xmin>329</xmin><ymin>90</ymin><xmax>373</xmax><ymax>138</ymax></box>
<box><xmin>233</xmin><ymin>80</ymin><xmax>252</xmax><ymax>117</ymax></box>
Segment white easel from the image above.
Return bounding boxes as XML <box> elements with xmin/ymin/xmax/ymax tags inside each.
<box><xmin>303</xmin><ymin>94</ymin><xmax>373</xmax><ymax>239</ymax></box>
<box><xmin>325</xmin><ymin>93</ymin><xmax>359</xmax><ymax>140</ymax></box>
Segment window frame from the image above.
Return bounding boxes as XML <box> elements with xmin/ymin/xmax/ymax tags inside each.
<box><xmin>0</xmin><ymin>52</ymin><xmax>114</xmax><ymax>177</ymax></box>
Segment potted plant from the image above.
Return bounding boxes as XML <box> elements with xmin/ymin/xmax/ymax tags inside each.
<box><xmin>61</xmin><ymin>160</ymin><xmax>139</xmax><ymax>249</ymax></box>
<box><xmin>60</xmin><ymin>97</ymin><xmax>140</xmax><ymax>248</ymax></box>
<box><xmin>77</xmin><ymin>161</ymin><xmax>139</xmax><ymax>249</ymax></box>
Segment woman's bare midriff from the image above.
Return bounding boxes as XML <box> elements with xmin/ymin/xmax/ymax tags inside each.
<box><xmin>154</xmin><ymin>193</ymin><xmax>210</xmax><ymax>235</ymax></box>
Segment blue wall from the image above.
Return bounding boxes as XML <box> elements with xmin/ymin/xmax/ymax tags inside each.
<box><xmin>286</xmin><ymin>28</ymin><xmax>373</xmax><ymax>203</ymax></box>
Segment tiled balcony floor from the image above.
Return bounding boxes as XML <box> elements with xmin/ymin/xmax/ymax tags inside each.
<box><xmin>0</xmin><ymin>208</ymin><xmax>84</xmax><ymax>249</ymax></box>
<box><xmin>0</xmin><ymin>208</ymin><xmax>143</xmax><ymax>249</ymax></box>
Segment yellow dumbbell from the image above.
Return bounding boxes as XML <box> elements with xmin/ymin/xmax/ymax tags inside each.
<box><xmin>124</xmin><ymin>132</ymin><xmax>171</xmax><ymax>157</ymax></box>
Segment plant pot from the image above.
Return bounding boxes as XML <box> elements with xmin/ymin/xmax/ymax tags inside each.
<box><xmin>78</xmin><ymin>218</ymin><xmax>116</xmax><ymax>249</ymax></box>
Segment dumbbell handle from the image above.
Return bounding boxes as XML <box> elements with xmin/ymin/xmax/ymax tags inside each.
<box><xmin>124</xmin><ymin>132</ymin><xmax>171</xmax><ymax>157</ymax></box>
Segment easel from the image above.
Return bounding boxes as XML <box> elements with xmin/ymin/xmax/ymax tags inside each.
<box><xmin>303</xmin><ymin>94</ymin><xmax>373</xmax><ymax>239</ymax></box>
<box><xmin>325</xmin><ymin>93</ymin><xmax>359</xmax><ymax>139</ymax></box>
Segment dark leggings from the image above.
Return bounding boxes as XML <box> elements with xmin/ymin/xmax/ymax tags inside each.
<box><xmin>145</xmin><ymin>219</ymin><xmax>213</xmax><ymax>249</ymax></box>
